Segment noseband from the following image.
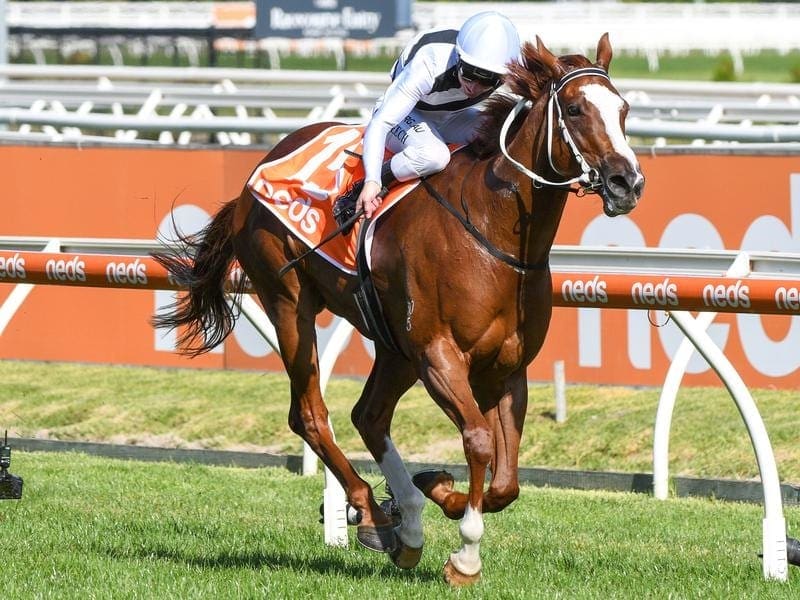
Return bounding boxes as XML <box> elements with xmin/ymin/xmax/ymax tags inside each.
<box><xmin>498</xmin><ymin>67</ymin><xmax>611</xmax><ymax>191</ymax></box>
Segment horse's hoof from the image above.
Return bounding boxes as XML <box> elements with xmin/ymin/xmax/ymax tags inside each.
<box><xmin>389</xmin><ymin>539</ymin><xmax>423</xmax><ymax>569</ymax></box>
<box><xmin>356</xmin><ymin>523</ymin><xmax>397</xmax><ymax>553</ymax></box>
<box><xmin>412</xmin><ymin>469</ymin><xmax>454</xmax><ymax>500</ymax></box>
<box><xmin>443</xmin><ymin>558</ymin><xmax>481</xmax><ymax>587</ymax></box>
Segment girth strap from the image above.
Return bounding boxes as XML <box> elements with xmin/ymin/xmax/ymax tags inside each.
<box><xmin>353</xmin><ymin>221</ymin><xmax>402</xmax><ymax>353</ymax></box>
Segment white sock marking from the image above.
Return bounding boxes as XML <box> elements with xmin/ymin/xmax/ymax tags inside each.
<box><xmin>449</xmin><ymin>503</ymin><xmax>484</xmax><ymax>576</ymax></box>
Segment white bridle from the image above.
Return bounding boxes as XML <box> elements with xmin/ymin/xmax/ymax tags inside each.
<box><xmin>498</xmin><ymin>67</ymin><xmax>611</xmax><ymax>189</ymax></box>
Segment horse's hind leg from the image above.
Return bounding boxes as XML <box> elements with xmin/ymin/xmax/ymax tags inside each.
<box><xmin>255</xmin><ymin>283</ymin><xmax>395</xmax><ymax>551</ymax></box>
<box><xmin>351</xmin><ymin>351</ymin><xmax>425</xmax><ymax>568</ymax></box>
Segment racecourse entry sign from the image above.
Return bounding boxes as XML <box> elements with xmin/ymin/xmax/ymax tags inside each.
<box><xmin>255</xmin><ymin>0</ymin><xmax>410</xmax><ymax>39</ymax></box>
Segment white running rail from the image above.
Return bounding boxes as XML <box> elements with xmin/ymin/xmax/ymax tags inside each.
<box><xmin>1</xmin><ymin>64</ymin><xmax>800</xmax><ymax>146</ymax></box>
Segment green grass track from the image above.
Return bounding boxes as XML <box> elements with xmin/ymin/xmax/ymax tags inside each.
<box><xmin>2</xmin><ymin>360</ymin><xmax>799</xmax><ymax>483</ymax></box>
<box><xmin>3</xmin><ymin>451</ymin><xmax>800</xmax><ymax>599</ymax></box>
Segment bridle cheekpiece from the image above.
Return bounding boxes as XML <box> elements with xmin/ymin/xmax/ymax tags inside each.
<box><xmin>498</xmin><ymin>66</ymin><xmax>611</xmax><ymax>191</ymax></box>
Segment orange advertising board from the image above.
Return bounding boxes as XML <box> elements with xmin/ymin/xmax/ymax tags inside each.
<box><xmin>1</xmin><ymin>143</ymin><xmax>799</xmax><ymax>388</ymax></box>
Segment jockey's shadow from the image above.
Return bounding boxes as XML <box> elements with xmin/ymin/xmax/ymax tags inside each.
<box><xmin>97</xmin><ymin>542</ymin><xmax>441</xmax><ymax>582</ymax></box>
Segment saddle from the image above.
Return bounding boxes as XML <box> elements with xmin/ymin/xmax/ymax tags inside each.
<box><xmin>247</xmin><ymin>124</ymin><xmax>414</xmax><ymax>351</ymax></box>
<box><xmin>248</xmin><ymin>124</ymin><xmax>420</xmax><ymax>275</ymax></box>
<box><xmin>247</xmin><ymin>124</ymin><xmax>463</xmax><ymax>352</ymax></box>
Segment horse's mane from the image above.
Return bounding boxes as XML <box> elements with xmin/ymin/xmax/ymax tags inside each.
<box><xmin>470</xmin><ymin>42</ymin><xmax>593</xmax><ymax>157</ymax></box>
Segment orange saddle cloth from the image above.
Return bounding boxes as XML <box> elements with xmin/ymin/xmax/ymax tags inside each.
<box><xmin>246</xmin><ymin>124</ymin><xmax>421</xmax><ymax>275</ymax></box>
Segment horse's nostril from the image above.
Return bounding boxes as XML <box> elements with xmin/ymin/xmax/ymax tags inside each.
<box><xmin>608</xmin><ymin>174</ymin><xmax>629</xmax><ymax>194</ymax></box>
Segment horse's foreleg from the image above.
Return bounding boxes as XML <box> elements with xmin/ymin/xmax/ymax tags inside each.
<box><xmin>482</xmin><ymin>371</ymin><xmax>526</xmax><ymax>513</ymax></box>
<box><xmin>413</xmin><ymin>372</ymin><xmax>527</xmax><ymax>516</ymax></box>
<box><xmin>419</xmin><ymin>344</ymin><xmax>492</xmax><ymax>583</ymax></box>
<box><xmin>352</xmin><ymin>352</ymin><xmax>424</xmax><ymax>568</ymax></box>
<box><xmin>440</xmin><ymin>372</ymin><xmax>526</xmax><ymax>586</ymax></box>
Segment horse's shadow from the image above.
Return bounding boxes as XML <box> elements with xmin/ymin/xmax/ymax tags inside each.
<box><xmin>98</xmin><ymin>542</ymin><xmax>441</xmax><ymax>582</ymax></box>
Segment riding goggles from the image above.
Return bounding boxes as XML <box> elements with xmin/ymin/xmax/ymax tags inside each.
<box><xmin>458</xmin><ymin>60</ymin><xmax>502</xmax><ymax>88</ymax></box>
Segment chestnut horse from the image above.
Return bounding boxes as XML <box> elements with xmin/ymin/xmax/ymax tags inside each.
<box><xmin>153</xmin><ymin>35</ymin><xmax>644</xmax><ymax>585</ymax></box>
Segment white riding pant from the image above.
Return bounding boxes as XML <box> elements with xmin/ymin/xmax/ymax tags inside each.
<box><xmin>383</xmin><ymin>106</ymin><xmax>487</xmax><ymax>182</ymax></box>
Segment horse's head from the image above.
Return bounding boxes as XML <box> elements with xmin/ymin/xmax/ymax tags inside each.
<box><xmin>492</xmin><ymin>34</ymin><xmax>644</xmax><ymax>217</ymax></box>
<box><xmin>534</xmin><ymin>34</ymin><xmax>644</xmax><ymax>216</ymax></box>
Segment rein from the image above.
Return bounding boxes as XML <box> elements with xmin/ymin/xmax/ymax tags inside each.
<box><xmin>498</xmin><ymin>66</ymin><xmax>610</xmax><ymax>190</ymax></box>
<box><xmin>420</xmin><ymin>178</ymin><xmax>549</xmax><ymax>273</ymax></box>
<box><xmin>419</xmin><ymin>68</ymin><xmax>613</xmax><ymax>274</ymax></box>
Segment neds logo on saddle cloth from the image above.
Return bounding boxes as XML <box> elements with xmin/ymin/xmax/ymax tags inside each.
<box><xmin>246</xmin><ymin>125</ymin><xmax>420</xmax><ymax>275</ymax></box>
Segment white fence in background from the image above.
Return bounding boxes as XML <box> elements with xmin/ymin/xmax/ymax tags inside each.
<box><xmin>1</xmin><ymin>64</ymin><xmax>799</xmax><ymax>147</ymax></box>
<box><xmin>416</xmin><ymin>2</ymin><xmax>800</xmax><ymax>73</ymax></box>
<box><xmin>6</xmin><ymin>2</ymin><xmax>800</xmax><ymax>72</ymax></box>
<box><xmin>7</xmin><ymin>2</ymin><xmax>222</xmax><ymax>29</ymax></box>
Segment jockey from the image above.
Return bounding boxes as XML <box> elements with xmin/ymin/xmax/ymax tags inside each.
<box><xmin>334</xmin><ymin>11</ymin><xmax>522</xmax><ymax>224</ymax></box>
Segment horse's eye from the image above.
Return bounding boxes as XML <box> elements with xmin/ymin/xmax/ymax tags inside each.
<box><xmin>567</xmin><ymin>104</ymin><xmax>581</xmax><ymax>117</ymax></box>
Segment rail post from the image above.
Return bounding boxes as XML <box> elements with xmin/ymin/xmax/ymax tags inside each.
<box><xmin>668</xmin><ymin>310</ymin><xmax>788</xmax><ymax>581</ymax></box>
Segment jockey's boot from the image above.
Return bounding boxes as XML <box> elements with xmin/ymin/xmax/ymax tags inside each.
<box><xmin>333</xmin><ymin>161</ymin><xmax>397</xmax><ymax>235</ymax></box>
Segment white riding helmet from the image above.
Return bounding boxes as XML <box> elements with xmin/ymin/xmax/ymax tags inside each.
<box><xmin>455</xmin><ymin>11</ymin><xmax>521</xmax><ymax>75</ymax></box>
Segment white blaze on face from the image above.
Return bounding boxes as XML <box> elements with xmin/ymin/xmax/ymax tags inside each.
<box><xmin>580</xmin><ymin>83</ymin><xmax>639</xmax><ymax>170</ymax></box>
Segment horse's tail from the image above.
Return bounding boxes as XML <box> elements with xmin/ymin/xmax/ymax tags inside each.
<box><xmin>151</xmin><ymin>199</ymin><xmax>245</xmax><ymax>357</ymax></box>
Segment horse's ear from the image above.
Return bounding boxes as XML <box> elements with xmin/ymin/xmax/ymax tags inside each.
<box><xmin>595</xmin><ymin>32</ymin><xmax>612</xmax><ymax>71</ymax></box>
<box><xmin>536</xmin><ymin>35</ymin><xmax>565</xmax><ymax>79</ymax></box>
